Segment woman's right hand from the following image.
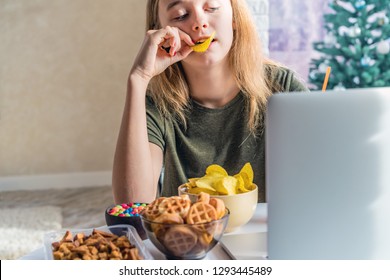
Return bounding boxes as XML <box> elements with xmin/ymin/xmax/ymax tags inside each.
<box><xmin>130</xmin><ymin>26</ymin><xmax>194</xmax><ymax>83</ymax></box>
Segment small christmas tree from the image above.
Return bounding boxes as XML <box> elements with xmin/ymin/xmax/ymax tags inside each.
<box><xmin>308</xmin><ymin>0</ymin><xmax>390</xmax><ymax>90</ymax></box>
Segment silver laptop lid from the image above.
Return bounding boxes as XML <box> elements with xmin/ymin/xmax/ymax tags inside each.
<box><xmin>266</xmin><ymin>87</ymin><xmax>390</xmax><ymax>259</ymax></box>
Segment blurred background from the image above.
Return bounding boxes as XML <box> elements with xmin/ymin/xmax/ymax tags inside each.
<box><xmin>1</xmin><ymin>0</ymin><xmax>145</xmax><ymax>186</ymax></box>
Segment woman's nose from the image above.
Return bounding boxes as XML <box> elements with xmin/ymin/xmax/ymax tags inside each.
<box><xmin>192</xmin><ymin>13</ymin><xmax>209</xmax><ymax>31</ymax></box>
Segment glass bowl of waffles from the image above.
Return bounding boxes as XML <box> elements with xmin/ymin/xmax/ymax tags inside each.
<box><xmin>140</xmin><ymin>193</ymin><xmax>229</xmax><ymax>260</ymax></box>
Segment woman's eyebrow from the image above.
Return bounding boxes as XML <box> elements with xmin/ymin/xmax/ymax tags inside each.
<box><xmin>166</xmin><ymin>0</ymin><xmax>183</xmax><ymax>11</ymax></box>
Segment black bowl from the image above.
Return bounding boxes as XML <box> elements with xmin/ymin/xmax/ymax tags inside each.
<box><xmin>105</xmin><ymin>203</ymin><xmax>148</xmax><ymax>240</ymax></box>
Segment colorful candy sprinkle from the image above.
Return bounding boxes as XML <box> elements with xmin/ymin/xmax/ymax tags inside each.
<box><xmin>108</xmin><ymin>203</ymin><xmax>148</xmax><ymax>217</ymax></box>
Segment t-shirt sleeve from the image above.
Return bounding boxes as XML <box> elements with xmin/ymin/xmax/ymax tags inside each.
<box><xmin>267</xmin><ymin>64</ymin><xmax>309</xmax><ymax>93</ymax></box>
<box><xmin>146</xmin><ymin>96</ymin><xmax>165</xmax><ymax>150</ymax></box>
<box><xmin>282</xmin><ymin>69</ymin><xmax>308</xmax><ymax>92</ymax></box>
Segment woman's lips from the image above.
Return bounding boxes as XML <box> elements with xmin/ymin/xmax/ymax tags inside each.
<box><xmin>191</xmin><ymin>33</ymin><xmax>215</xmax><ymax>52</ymax></box>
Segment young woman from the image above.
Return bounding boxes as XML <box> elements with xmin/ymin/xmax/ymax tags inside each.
<box><xmin>112</xmin><ymin>0</ymin><xmax>307</xmax><ymax>204</ymax></box>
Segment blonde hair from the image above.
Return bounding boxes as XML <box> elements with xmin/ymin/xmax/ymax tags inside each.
<box><xmin>146</xmin><ymin>0</ymin><xmax>276</xmax><ymax>133</ymax></box>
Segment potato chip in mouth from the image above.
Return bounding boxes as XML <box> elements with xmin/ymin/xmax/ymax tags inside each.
<box><xmin>191</xmin><ymin>31</ymin><xmax>216</xmax><ymax>53</ymax></box>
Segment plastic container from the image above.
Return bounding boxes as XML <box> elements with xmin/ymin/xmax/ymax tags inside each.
<box><xmin>43</xmin><ymin>224</ymin><xmax>153</xmax><ymax>260</ymax></box>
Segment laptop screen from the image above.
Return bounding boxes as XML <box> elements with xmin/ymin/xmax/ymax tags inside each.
<box><xmin>265</xmin><ymin>87</ymin><xmax>390</xmax><ymax>259</ymax></box>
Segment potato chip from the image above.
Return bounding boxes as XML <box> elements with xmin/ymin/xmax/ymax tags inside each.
<box><xmin>188</xmin><ymin>187</ymin><xmax>218</xmax><ymax>195</ymax></box>
<box><xmin>191</xmin><ymin>31</ymin><xmax>216</xmax><ymax>53</ymax></box>
<box><xmin>237</xmin><ymin>162</ymin><xmax>254</xmax><ymax>190</ymax></box>
<box><xmin>195</xmin><ymin>175</ymin><xmax>217</xmax><ymax>191</ymax></box>
<box><xmin>186</xmin><ymin>162</ymin><xmax>254</xmax><ymax>196</ymax></box>
<box><xmin>205</xmin><ymin>164</ymin><xmax>228</xmax><ymax>177</ymax></box>
<box><xmin>187</xmin><ymin>175</ymin><xmax>219</xmax><ymax>195</ymax></box>
<box><xmin>234</xmin><ymin>174</ymin><xmax>249</xmax><ymax>193</ymax></box>
<box><xmin>187</xmin><ymin>177</ymin><xmax>200</xmax><ymax>187</ymax></box>
<box><xmin>239</xmin><ymin>162</ymin><xmax>254</xmax><ymax>182</ymax></box>
<box><xmin>214</xmin><ymin>176</ymin><xmax>237</xmax><ymax>195</ymax></box>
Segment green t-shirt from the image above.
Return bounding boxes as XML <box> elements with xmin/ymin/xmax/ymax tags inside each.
<box><xmin>146</xmin><ymin>65</ymin><xmax>308</xmax><ymax>202</ymax></box>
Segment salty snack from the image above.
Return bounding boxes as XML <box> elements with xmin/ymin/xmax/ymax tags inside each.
<box><xmin>185</xmin><ymin>162</ymin><xmax>256</xmax><ymax>195</ymax></box>
<box><xmin>163</xmin><ymin>226</ymin><xmax>198</xmax><ymax>255</ymax></box>
<box><xmin>197</xmin><ymin>192</ymin><xmax>210</xmax><ymax>204</ymax></box>
<box><xmin>143</xmin><ymin>197</ymin><xmax>166</xmax><ymax>220</ymax></box>
<box><xmin>209</xmin><ymin>198</ymin><xmax>225</xmax><ymax>219</ymax></box>
<box><xmin>142</xmin><ymin>194</ymin><xmax>224</xmax><ymax>225</ymax></box>
<box><xmin>158</xmin><ymin>196</ymin><xmax>191</xmax><ymax>218</ymax></box>
<box><xmin>191</xmin><ymin>31</ymin><xmax>216</xmax><ymax>52</ymax></box>
<box><xmin>141</xmin><ymin>194</ymin><xmax>228</xmax><ymax>257</ymax></box>
<box><xmin>152</xmin><ymin>213</ymin><xmax>184</xmax><ymax>238</ymax></box>
<box><xmin>186</xmin><ymin>202</ymin><xmax>217</xmax><ymax>224</ymax></box>
<box><xmin>51</xmin><ymin>229</ymin><xmax>143</xmax><ymax>260</ymax></box>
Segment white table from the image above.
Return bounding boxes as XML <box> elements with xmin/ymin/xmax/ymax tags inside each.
<box><xmin>219</xmin><ymin>203</ymin><xmax>267</xmax><ymax>260</ymax></box>
<box><xmin>20</xmin><ymin>203</ymin><xmax>268</xmax><ymax>260</ymax></box>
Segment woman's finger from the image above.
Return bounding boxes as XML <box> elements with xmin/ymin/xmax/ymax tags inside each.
<box><xmin>160</xmin><ymin>27</ymin><xmax>194</xmax><ymax>57</ymax></box>
<box><xmin>163</xmin><ymin>26</ymin><xmax>182</xmax><ymax>56</ymax></box>
<box><xmin>178</xmin><ymin>29</ymin><xmax>195</xmax><ymax>47</ymax></box>
<box><xmin>170</xmin><ymin>45</ymin><xmax>193</xmax><ymax>63</ymax></box>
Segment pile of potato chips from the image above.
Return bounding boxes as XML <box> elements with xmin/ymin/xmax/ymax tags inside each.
<box><xmin>185</xmin><ymin>163</ymin><xmax>256</xmax><ymax>195</ymax></box>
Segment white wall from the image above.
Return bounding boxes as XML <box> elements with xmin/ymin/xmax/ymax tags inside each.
<box><xmin>0</xmin><ymin>0</ymin><xmax>147</xmax><ymax>191</ymax></box>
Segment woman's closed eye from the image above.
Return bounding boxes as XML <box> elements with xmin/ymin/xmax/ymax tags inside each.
<box><xmin>207</xmin><ymin>7</ymin><xmax>220</xmax><ymax>12</ymax></box>
<box><xmin>173</xmin><ymin>13</ymin><xmax>189</xmax><ymax>21</ymax></box>
<box><xmin>171</xmin><ymin>5</ymin><xmax>220</xmax><ymax>22</ymax></box>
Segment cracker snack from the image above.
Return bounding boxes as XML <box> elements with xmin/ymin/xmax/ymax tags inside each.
<box><xmin>141</xmin><ymin>194</ymin><xmax>227</xmax><ymax>257</ymax></box>
<box><xmin>51</xmin><ymin>228</ymin><xmax>143</xmax><ymax>260</ymax></box>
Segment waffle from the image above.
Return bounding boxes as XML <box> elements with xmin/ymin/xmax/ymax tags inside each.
<box><xmin>163</xmin><ymin>226</ymin><xmax>198</xmax><ymax>256</ymax></box>
<box><xmin>180</xmin><ymin>194</ymin><xmax>191</xmax><ymax>201</ymax></box>
<box><xmin>151</xmin><ymin>212</ymin><xmax>183</xmax><ymax>239</ymax></box>
<box><xmin>199</xmin><ymin>231</ymin><xmax>213</xmax><ymax>245</ymax></box>
<box><xmin>186</xmin><ymin>202</ymin><xmax>217</xmax><ymax>224</ymax></box>
<box><xmin>158</xmin><ymin>196</ymin><xmax>191</xmax><ymax>218</ymax></box>
<box><xmin>209</xmin><ymin>197</ymin><xmax>225</xmax><ymax>219</ymax></box>
<box><xmin>142</xmin><ymin>197</ymin><xmax>166</xmax><ymax>220</ymax></box>
<box><xmin>191</xmin><ymin>231</ymin><xmax>213</xmax><ymax>254</ymax></box>
<box><xmin>197</xmin><ymin>192</ymin><xmax>210</xmax><ymax>204</ymax></box>
<box><xmin>154</xmin><ymin>212</ymin><xmax>184</xmax><ymax>224</ymax></box>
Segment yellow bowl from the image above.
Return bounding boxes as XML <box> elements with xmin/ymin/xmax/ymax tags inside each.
<box><xmin>178</xmin><ymin>184</ymin><xmax>258</xmax><ymax>232</ymax></box>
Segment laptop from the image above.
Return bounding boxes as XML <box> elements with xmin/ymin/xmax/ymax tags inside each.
<box><xmin>221</xmin><ymin>232</ymin><xmax>267</xmax><ymax>260</ymax></box>
<box><xmin>265</xmin><ymin>87</ymin><xmax>390</xmax><ymax>259</ymax></box>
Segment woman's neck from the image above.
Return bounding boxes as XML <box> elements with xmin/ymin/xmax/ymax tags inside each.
<box><xmin>182</xmin><ymin>62</ymin><xmax>240</xmax><ymax>108</ymax></box>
